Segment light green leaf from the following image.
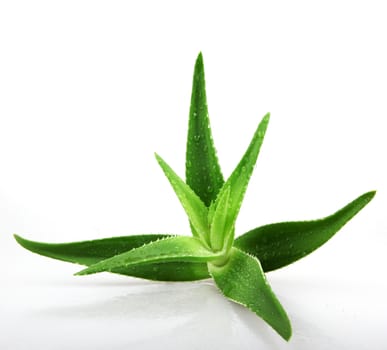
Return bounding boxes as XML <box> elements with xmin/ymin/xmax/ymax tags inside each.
<box><xmin>186</xmin><ymin>52</ymin><xmax>224</xmax><ymax>207</ymax></box>
<box><xmin>235</xmin><ymin>191</ymin><xmax>376</xmax><ymax>271</ymax></box>
<box><xmin>76</xmin><ymin>236</ymin><xmax>221</xmax><ymax>276</ymax></box>
<box><xmin>207</xmin><ymin>200</ymin><xmax>217</xmax><ymax>226</ymax></box>
<box><xmin>210</xmin><ymin>186</ymin><xmax>231</xmax><ymax>251</ymax></box>
<box><xmin>213</xmin><ymin>113</ymin><xmax>270</xmax><ymax>251</ymax></box>
<box><xmin>14</xmin><ymin>234</ymin><xmax>210</xmax><ymax>281</ymax></box>
<box><xmin>155</xmin><ymin>153</ymin><xmax>209</xmax><ymax>245</ymax></box>
<box><xmin>209</xmin><ymin>248</ymin><xmax>291</xmax><ymax>341</ymax></box>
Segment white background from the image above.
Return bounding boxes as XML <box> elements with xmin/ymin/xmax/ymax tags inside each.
<box><xmin>1</xmin><ymin>1</ymin><xmax>387</xmax><ymax>349</ymax></box>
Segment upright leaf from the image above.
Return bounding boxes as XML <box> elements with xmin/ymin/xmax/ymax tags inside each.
<box><xmin>14</xmin><ymin>234</ymin><xmax>210</xmax><ymax>281</ymax></box>
<box><xmin>186</xmin><ymin>52</ymin><xmax>224</xmax><ymax>206</ymax></box>
<box><xmin>209</xmin><ymin>186</ymin><xmax>231</xmax><ymax>251</ymax></box>
<box><xmin>235</xmin><ymin>191</ymin><xmax>376</xmax><ymax>271</ymax></box>
<box><xmin>155</xmin><ymin>153</ymin><xmax>210</xmax><ymax>245</ymax></box>
<box><xmin>214</xmin><ymin>113</ymin><xmax>270</xmax><ymax>251</ymax></box>
<box><xmin>209</xmin><ymin>248</ymin><xmax>292</xmax><ymax>341</ymax></box>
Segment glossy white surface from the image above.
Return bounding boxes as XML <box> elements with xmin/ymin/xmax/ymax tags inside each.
<box><xmin>1</xmin><ymin>1</ymin><xmax>387</xmax><ymax>349</ymax></box>
<box><xmin>1</xmin><ymin>250</ymin><xmax>387</xmax><ymax>349</ymax></box>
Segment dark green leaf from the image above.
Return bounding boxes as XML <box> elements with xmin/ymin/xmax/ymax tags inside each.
<box><xmin>76</xmin><ymin>236</ymin><xmax>221</xmax><ymax>276</ymax></box>
<box><xmin>208</xmin><ymin>248</ymin><xmax>291</xmax><ymax>340</ymax></box>
<box><xmin>14</xmin><ymin>234</ymin><xmax>210</xmax><ymax>281</ymax></box>
<box><xmin>235</xmin><ymin>191</ymin><xmax>376</xmax><ymax>271</ymax></box>
<box><xmin>186</xmin><ymin>52</ymin><xmax>224</xmax><ymax>207</ymax></box>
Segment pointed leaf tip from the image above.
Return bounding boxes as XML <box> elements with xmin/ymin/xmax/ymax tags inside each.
<box><xmin>13</xmin><ymin>234</ymin><xmax>25</xmax><ymax>247</ymax></box>
<box><xmin>209</xmin><ymin>248</ymin><xmax>292</xmax><ymax>340</ymax></box>
<box><xmin>155</xmin><ymin>152</ymin><xmax>210</xmax><ymax>244</ymax></box>
<box><xmin>209</xmin><ymin>112</ymin><xmax>271</xmax><ymax>249</ymax></box>
<box><xmin>261</xmin><ymin>112</ymin><xmax>270</xmax><ymax>129</ymax></box>
<box><xmin>364</xmin><ymin>190</ymin><xmax>376</xmax><ymax>200</ymax></box>
<box><xmin>235</xmin><ymin>190</ymin><xmax>376</xmax><ymax>272</ymax></box>
<box><xmin>196</xmin><ymin>52</ymin><xmax>203</xmax><ymax>63</ymax></box>
<box><xmin>186</xmin><ymin>51</ymin><xmax>224</xmax><ymax>207</ymax></box>
<box><xmin>14</xmin><ymin>233</ymin><xmax>210</xmax><ymax>281</ymax></box>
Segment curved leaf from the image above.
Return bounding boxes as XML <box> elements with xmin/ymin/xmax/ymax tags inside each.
<box><xmin>209</xmin><ymin>248</ymin><xmax>291</xmax><ymax>341</ymax></box>
<box><xmin>76</xmin><ymin>236</ymin><xmax>221</xmax><ymax>276</ymax></box>
<box><xmin>235</xmin><ymin>191</ymin><xmax>376</xmax><ymax>272</ymax></box>
<box><xmin>186</xmin><ymin>52</ymin><xmax>224</xmax><ymax>207</ymax></box>
<box><xmin>14</xmin><ymin>234</ymin><xmax>210</xmax><ymax>281</ymax></box>
<box><xmin>155</xmin><ymin>153</ymin><xmax>209</xmax><ymax>245</ymax></box>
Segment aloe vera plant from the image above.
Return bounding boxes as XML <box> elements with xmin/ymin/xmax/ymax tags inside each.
<box><xmin>14</xmin><ymin>53</ymin><xmax>375</xmax><ymax>341</ymax></box>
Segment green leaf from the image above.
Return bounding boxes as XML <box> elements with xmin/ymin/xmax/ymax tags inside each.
<box><xmin>213</xmin><ymin>113</ymin><xmax>270</xmax><ymax>251</ymax></box>
<box><xmin>76</xmin><ymin>236</ymin><xmax>221</xmax><ymax>276</ymax></box>
<box><xmin>209</xmin><ymin>186</ymin><xmax>231</xmax><ymax>251</ymax></box>
<box><xmin>14</xmin><ymin>234</ymin><xmax>169</xmax><ymax>265</ymax></box>
<box><xmin>155</xmin><ymin>153</ymin><xmax>210</xmax><ymax>245</ymax></box>
<box><xmin>207</xmin><ymin>199</ymin><xmax>217</xmax><ymax>225</ymax></box>
<box><xmin>14</xmin><ymin>234</ymin><xmax>210</xmax><ymax>281</ymax></box>
<box><xmin>208</xmin><ymin>248</ymin><xmax>291</xmax><ymax>341</ymax></box>
<box><xmin>235</xmin><ymin>191</ymin><xmax>376</xmax><ymax>272</ymax></box>
<box><xmin>186</xmin><ymin>52</ymin><xmax>224</xmax><ymax>207</ymax></box>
